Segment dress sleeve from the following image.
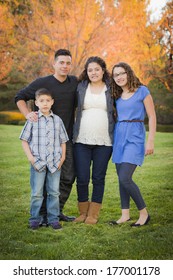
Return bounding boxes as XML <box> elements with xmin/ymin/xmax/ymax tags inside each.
<box><xmin>140</xmin><ymin>86</ymin><xmax>150</xmax><ymax>101</ymax></box>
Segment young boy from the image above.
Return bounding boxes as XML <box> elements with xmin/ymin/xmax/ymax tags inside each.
<box><xmin>20</xmin><ymin>88</ymin><xmax>69</xmax><ymax>230</ymax></box>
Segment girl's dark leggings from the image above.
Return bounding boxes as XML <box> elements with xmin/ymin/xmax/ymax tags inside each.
<box><xmin>116</xmin><ymin>163</ymin><xmax>146</xmax><ymax>210</ymax></box>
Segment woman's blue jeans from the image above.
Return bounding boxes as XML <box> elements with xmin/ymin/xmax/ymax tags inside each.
<box><xmin>30</xmin><ymin>166</ymin><xmax>61</xmax><ymax>224</ymax></box>
<box><xmin>74</xmin><ymin>143</ymin><xmax>112</xmax><ymax>203</ymax></box>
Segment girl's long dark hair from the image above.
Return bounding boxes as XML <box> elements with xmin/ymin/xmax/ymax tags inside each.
<box><xmin>79</xmin><ymin>56</ymin><xmax>111</xmax><ymax>83</ymax></box>
<box><xmin>111</xmin><ymin>62</ymin><xmax>143</xmax><ymax>99</ymax></box>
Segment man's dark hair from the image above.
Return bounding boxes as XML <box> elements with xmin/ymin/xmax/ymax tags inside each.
<box><xmin>35</xmin><ymin>88</ymin><xmax>53</xmax><ymax>99</ymax></box>
<box><xmin>54</xmin><ymin>49</ymin><xmax>72</xmax><ymax>60</ymax></box>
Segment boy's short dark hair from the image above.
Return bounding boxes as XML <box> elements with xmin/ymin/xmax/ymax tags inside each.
<box><xmin>54</xmin><ymin>49</ymin><xmax>72</xmax><ymax>60</ymax></box>
<box><xmin>35</xmin><ymin>88</ymin><xmax>53</xmax><ymax>99</ymax></box>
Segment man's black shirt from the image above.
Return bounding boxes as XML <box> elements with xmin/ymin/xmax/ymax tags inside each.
<box><xmin>15</xmin><ymin>75</ymin><xmax>78</xmax><ymax>140</ymax></box>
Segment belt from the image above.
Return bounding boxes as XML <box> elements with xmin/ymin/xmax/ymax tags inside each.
<box><xmin>119</xmin><ymin>120</ymin><xmax>144</xmax><ymax>122</ymax></box>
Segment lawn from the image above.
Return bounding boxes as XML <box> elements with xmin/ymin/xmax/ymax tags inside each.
<box><xmin>0</xmin><ymin>125</ymin><xmax>173</xmax><ymax>260</ymax></box>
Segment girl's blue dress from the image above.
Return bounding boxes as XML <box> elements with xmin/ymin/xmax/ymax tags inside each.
<box><xmin>112</xmin><ymin>86</ymin><xmax>150</xmax><ymax>166</ymax></box>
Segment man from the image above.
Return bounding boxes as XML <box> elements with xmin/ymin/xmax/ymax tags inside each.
<box><xmin>15</xmin><ymin>49</ymin><xmax>78</xmax><ymax>223</ymax></box>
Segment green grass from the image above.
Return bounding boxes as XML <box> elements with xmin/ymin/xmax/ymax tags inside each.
<box><xmin>0</xmin><ymin>125</ymin><xmax>173</xmax><ymax>260</ymax></box>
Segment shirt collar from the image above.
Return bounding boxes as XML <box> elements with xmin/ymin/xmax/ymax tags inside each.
<box><xmin>38</xmin><ymin>110</ymin><xmax>54</xmax><ymax>118</ymax></box>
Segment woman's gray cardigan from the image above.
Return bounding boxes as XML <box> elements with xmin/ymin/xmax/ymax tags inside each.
<box><xmin>73</xmin><ymin>80</ymin><xmax>115</xmax><ymax>144</ymax></box>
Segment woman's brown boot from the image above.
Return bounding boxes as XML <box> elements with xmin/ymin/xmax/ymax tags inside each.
<box><xmin>73</xmin><ymin>201</ymin><xmax>90</xmax><ymax>222</ymax></box>
<box><xmin>85</xmin><ymin>202</ymin><xmax>102</xmax><ymax>224</ymax></box>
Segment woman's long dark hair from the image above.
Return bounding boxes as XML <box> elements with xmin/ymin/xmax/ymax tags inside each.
<box><xmin>111</xmin><ymin>62</ymin><xmax>143</xmax><ymax>99</ymax></box>
<box><xmin>79</xmin><ymin>56</ymin><xmax>111</xmax><ymax>83</ymax></box>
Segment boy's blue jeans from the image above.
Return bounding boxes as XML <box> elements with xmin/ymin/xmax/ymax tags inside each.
<box><xmin>30</xmin><ymin>165</ymin><xmax>61</xmax><ymax>224</ymax></box>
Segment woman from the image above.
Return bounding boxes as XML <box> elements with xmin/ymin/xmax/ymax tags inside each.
<box><xmin>110</xmin><ymin>62</ymin><xmax>156</xmax><ymax>227</ymax></box>
<box><xmin>73</xmin><ymin>56</ymin><xmax>115</xmax><ymax>224</ymax></box>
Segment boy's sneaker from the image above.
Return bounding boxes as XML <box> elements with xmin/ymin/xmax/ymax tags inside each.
<box><xmin>50</xmin><ymin>221</ymin><xmax>62</xmax><ymax>230</ymax></box>
<box><xmin>29</xmin><ymin>221</ymin><xmax>40</xmax><ymax>230</ymax></box>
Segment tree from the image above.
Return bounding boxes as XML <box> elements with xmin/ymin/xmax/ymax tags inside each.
<box><xmin>0</xmin><ymin>4</ymin><xmax>16</xmax><ymax>82</ymax></box>
<box><xmin>144</xmin><ymin>0</ymin><xmax>173</xmax><ymax>92</ymax></box>
<box><xmin>0</xmin><ymin>0</ymin><xmax>172</xmax><ymax>91</ymax></box>
<box><xmin>10</xmin><ymin>0</ymin><xmax>119</xmax><ymax>76</ymax></box>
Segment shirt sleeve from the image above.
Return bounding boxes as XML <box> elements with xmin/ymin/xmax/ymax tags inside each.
<box><xmin>59</xmin><ymin>118</ymin><xmax>69</xmax><ymax>143</ymax></box>
<box><xmin>19</xmin><ymin>121</ymin><xmax>33</xmax><ymax>143</ymax></box>
<box><xmin>15</xmin><ymin>78</ymin><xmax>43</xmax><ymax>103</ymax></box>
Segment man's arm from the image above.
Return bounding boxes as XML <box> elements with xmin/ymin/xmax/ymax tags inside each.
<box><xmin>17</xmin><ymin>100</ymin><xmax>38</xmax><ymax>121</ymax></box>
<box><xmin>15</xmin><ymin>79</ymin><xmax>41</xmax><ymax>121</ymax></box>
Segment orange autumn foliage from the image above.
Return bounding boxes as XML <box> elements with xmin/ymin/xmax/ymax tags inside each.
<box><xmin>0</xmin><ymin>0</ymin><xmax>172</xmax><ymax>91</ymax></box>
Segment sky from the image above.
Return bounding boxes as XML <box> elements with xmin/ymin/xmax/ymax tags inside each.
<box><xmin>147</xmin><ymin>0</ymin><xmax>169</xmax><ymax>20</ymax></box>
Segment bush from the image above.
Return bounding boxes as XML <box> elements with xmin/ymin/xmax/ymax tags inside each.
<box><xmin>155</xmin><ymin>105</ymin><xmax>173</xmax><ymax>124</ymax></box>
<box><xmin>0</xmin><ymin>111</ymin><xmax>26</xmax><ymax>125</ymax></box>
<box><xmin>148</xmin><ymin>79</ymin><xmax>173</xmax><ymax>125</ymax></box>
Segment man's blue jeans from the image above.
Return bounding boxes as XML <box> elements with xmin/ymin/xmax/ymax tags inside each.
<box><xmin>30</xmin><ymin>166</ymin><xmax>60</xmax><ymax>224</ymax></box>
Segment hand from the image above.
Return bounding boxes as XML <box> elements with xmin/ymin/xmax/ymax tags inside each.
<box><xmin>28</xmin><ymin>156</ymin><xmax>36</xmax><ymax>166</ymax></box>
<box><xmin>57</xmin><ymin>157</ymin><xmax>65</xmax><ymax>170</ymax></box>
<box><xmin>29</xmin><ymin>157</ymin><xmax>40</xmax><ymax>171</ymax></box>
<box><xmin>26</xmin><ymin>111</ymin><xmax>38</xmax><ymax>122</ymax></box>
<box><xmin>145</xmin><ymin>148</ymin><xmax>154</xmax><ymax>156</ymax></box>
<box><xmin>145</xmin><ymin>140</ymin><xmax>154</xmax><ymax>156</ymax></box>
